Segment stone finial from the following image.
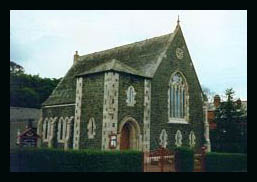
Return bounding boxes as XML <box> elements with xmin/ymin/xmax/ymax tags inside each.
<box><xmin>177</xmin><ymin>15</ymin><xmax>180</xmax><ymax>25</ymax></box>
<box><xmin>74</xmin><ymin>51</ymin><xmax>79</xmax><ymax>64</ymax></box>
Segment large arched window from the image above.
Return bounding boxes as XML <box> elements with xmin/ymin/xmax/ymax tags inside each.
<box><xmin>168</xmin><ymin>72</ymin><xmax>189</xmax><ymax>123</ymax></box>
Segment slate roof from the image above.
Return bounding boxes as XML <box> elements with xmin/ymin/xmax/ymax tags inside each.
<box><xmin>43</xmin><ymin>31</ymin><xmax>176</xmax><ymax>106</ymax></box>
<box><xmin>77</xmin><ymin>59</ymin><xmax>151</xmax><ymax>78</ymax></box>
<box><xmin>10</xmin><ymin>107</ymin><xmax>41</xmax><ymax>122</ymax></box>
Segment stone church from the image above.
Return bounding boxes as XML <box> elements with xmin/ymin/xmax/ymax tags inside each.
<box><xmin>37</xmin><ymin>19</ymin><xmax>211</xmax><ymax>152</ymax></box>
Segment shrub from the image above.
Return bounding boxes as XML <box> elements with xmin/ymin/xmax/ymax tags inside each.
<box><xmin>174</xmin><ymin>147</ymin><xmax>194</xmax><ymax>172</ymax></box>
<box><xmin>205</xmin><ymin>152</ymin><xmax>247</xmax><ymax>172</ymax></box>
<box><xmin>10</xmin><ymin>148</ymin><xmax>143</xmax><ymax>172</ymax></box>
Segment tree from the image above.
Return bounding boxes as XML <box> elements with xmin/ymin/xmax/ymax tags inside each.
<box><xmin>10</xmin><ymin>61</ymin><xmax>61</xmax><ymax>108</ymax></box>
<box><xmin>10</xmin><ymin>61</ymin><xmax>25</xmax><ymax>74</ymax></box>
<box><xmin>202</xmin><ymin>85</ymin><xmax>215</xmax><ymax>102</ymax></box>
<box><xmin>213</xmin><ymin>88</ymin><xmax>246</xmax><ymax>153</ymax></box>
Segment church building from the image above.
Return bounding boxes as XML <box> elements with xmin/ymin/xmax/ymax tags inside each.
<box><xmin>37</xmin><ymin>19</ymin><xmax>211</xmax><ymax>152</ymax></box>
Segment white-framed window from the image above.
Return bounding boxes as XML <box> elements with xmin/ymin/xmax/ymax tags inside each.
<box><xmin>43</xmin><ymin>118</ymin><xmax>50</xmax><ymax>142</ymax></box>
<box><xmin>189</xmin><ymin>131</ymin><xmax>196</xmax><ymax>148</ymax></box>
<box><xmin>126</xmin><ymin>86</ymin><xmax>136</xmax><ymax>106</ymax></box>
<box><xmin>175</xmin><ymin>130</ymin><xmax>182</xmax><ymax>147</ymax></box>
<box><xmin>58</xmin><ymin>117</ymin><xmax>67</xmax><ymax>143</ymax></box>
<box><xmin>159</xmin><ymin>129</ymin><xmax>168</xmax><ymax>148</ymax></box>
<box><xmin>87</xmin><ymin>117</ymin><xmax>96</xmax><ymax>139</ymax></box>
<box><xmin>168</xmin><ymin>72</ymin><xmax>189</xmax><ymax>124</ymax></box>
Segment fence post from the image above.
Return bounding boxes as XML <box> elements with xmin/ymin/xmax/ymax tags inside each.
<box><xmin>142</xmin><ymin>152</ymin><xmax>144</xmax><ymax>172</ymax></box>
<box><xmin>201</xmin><ymin>146</ymin><xmax>207</xmax><ymax>172</ymax></box>
<box><xmin>160</xmin><ymin>147</ymin><xmax>164</xmax><ymax>172</ymax></box>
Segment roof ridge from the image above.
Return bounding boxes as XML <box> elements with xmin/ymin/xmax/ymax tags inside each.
<box><xmin>78</xmin><ymin>33</ymin><xmax>172</xmax><ymax>60</ymax></box>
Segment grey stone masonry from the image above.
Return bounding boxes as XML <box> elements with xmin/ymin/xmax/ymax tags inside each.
<box><xmin>73</xmin><ymin>77</ymin><xmax>83</xmax><ymax>149</ymax></box>
<box><xmin>102</xmin><ymin>72</ymin><xmax>119</xmax><ymax>150</ymax></box>
<box><xmin>143</xmin><ymin>79</ymin><xmax>151</xmax><ymax>151</ymax></box>
<box><xmin>203</xmin><ymin>101</ymin><xmax>211</xmax><ymax>152</ymax></box>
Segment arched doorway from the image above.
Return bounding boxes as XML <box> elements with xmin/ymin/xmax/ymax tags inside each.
<box><xmin>119</xmin><ymin>117</ymin><xmax>141</xmax><ymax>151</ymax></box>
<box><xmin>120</xmin><ymin>123</ymin><xmax>131</xmax><ymax>150</ymax></box>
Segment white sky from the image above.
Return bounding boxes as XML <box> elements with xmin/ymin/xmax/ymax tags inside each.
<box><xmin>10</xmin><ymin>10</ymin><xmax>247</xmax><ymax>100</ymax></box>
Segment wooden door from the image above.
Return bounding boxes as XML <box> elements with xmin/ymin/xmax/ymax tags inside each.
<box><xmin>120</xmin><ymin>123</ymin><xmax>130</xmax><ymax>150</ymax></box>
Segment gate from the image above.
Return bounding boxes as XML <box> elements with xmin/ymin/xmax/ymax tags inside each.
<box><xmin>143</xmin><ymin>147</ymin><xmax>174</xmax><ymax>172</ymax></box>
<box><xmin>193</xmin><ymin>147</ymin><xmax>206</xmax><ymax>172</ymax></box>
<box><xmin>143</xmin><ymin>146</ymin><xmax>206</xmax><ymax>172</ymax></box>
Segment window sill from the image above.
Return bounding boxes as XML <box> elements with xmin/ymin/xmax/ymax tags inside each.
<box><xmin>168</xmin><ymin>118</ymin><xmax>189</xmax><ymax>124</ymax></box>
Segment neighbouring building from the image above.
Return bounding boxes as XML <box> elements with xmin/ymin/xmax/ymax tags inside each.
<box><xmin>10</xmin><ymin>107</ymin><xmax>41</xmax><ymax>150</ymax></box>
<box><xmin>37</xmin><ymin>19</ymin><xmax>211</xmax><ymax>152</ymax></box>
<box><xmin>207</xmin><ymin>95</ymin><xmax>247</xmax><ymax>130</ymax></box>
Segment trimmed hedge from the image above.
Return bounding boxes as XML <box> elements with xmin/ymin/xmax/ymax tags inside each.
<box><xmin>174</xmin><ymin>147</ymin><xmax>194</xmax><ymax>172</ymax></box>
<box><xmin>205</xmin><ymin>152</ymin><xmax>247</xmax><ymax>172</ymax></box>
<box><xmin>10</xmin><ymin>148</ymin><xmax>143</xmax><ymax>172</ymax></box>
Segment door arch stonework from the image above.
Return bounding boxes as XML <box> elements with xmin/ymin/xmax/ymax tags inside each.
<box><xmin>118</xmin><ymin>116</ymin><xmax>142</xmax><ymax>151</ymax></box>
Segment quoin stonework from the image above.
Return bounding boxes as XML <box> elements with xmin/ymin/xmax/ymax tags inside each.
<box><xmin>37</xmin><ymin>19</ymin><xmax>211</xmax><ymax>152</ymax></box>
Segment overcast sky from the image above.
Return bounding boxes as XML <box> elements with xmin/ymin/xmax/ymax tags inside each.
<box><xmin>10</xmin><ymin>10</ymin><xmax>247</xmax><ymax>100</ymax></box>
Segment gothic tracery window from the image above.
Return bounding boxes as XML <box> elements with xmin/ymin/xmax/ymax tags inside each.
<box><xmin>168</xmin><ymin>72</ymin><xmax>188</xmax><ymax>122</ymax></box>
<box><xmin>126</xmin><ymin>86</ymin><xmax>136</xmax><ymax>106</ymax></box>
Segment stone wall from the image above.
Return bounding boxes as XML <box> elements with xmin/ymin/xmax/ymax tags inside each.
<box><xmin>118</xmin><ymin>73</ymin><xmax>145</xmax><ymax>150</ymax></box>
<box><xmin>102</xmin><ymin>72</ymin><xmax>119</xmax><ymax>150</ymax></box>
<box><xmin>150</xmin><ymin>28</ymin><xmax>204</xmax><ymax>151</ymax></box>
<box><xmin>40</xmin><ymin>105</ymin><xmax>75</xmax><ymax>149</ymax></box>
<box><xmin>80</xmin><ymin>74</ymin><xmax>104</xmax><ymax>149</ymax></box>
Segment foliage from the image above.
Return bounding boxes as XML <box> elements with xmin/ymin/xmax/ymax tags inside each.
<box><xmin>205</xmin><ymin>152</ymin><xmax>247</xmax><ymax>172</ymax></box>
<box><xmin>201</xmin><ymin>85</ymin><xmax>215</xmax><ymax>102</ymax></box>
<box><xmin>10</xmin><ymin>61</ymin><xmax>25</xmax><ymax>74</ymax></box>
<box><xmin>212</xmin><ymin>88</ymin><xmax>247</xmax><ymax>153</ymax></box>
<box><xmin>174</xmin><ymin>147</ymin><xmax>194</xmax><ymax>172</ymax></box>
<box><xmin>10</xmin><ymin>148</ymin><xmax>143</xmax><ymax>172</ymax></box>
<box><xmin>10</xmin><ymin>61</ymin><xmax>61</xmax><ymax>108</ymax></box>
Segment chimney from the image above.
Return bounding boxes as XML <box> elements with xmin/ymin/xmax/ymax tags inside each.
<box><xmin>214</xmin><ymin>95</ymin><xmax>221</xmax><ymax>108</ymax></box>
<box><xmin>74</xmin><ymin>51</ymin><xmax>79</xmax><ymax>64</ymax></box>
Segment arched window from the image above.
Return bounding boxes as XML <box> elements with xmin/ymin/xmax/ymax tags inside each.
<box><xmin>43</xmin><ymin>118</ymin><xmax>49</xmax><ymax>141</ymax></box>
<box><xmin>168</xmin><ymin>72</ymin><xmax>188</xmax><ymax>123</ymax></box>
<box><xmin>175</xmin><ymin>130</ymin><xmax>182</xmax><ymax>147</ymax></box>
<box><xmin>189</xmin><ymin>131</ymin><xmax>196</xmax><ymax>148</ymax></box>
<box><xmin>58</xmin><ymin>117</ymin><xmax>65</xmax><ymax>142</ymax></box>
<box><xmin>159</xmin><ymin>129</ymin><xmax>168</xmax><ymax>148</ymax></box>
<box><xmin>87</xmin><ymin>117</ymin><xmax>96</xmax><ymax>139</ymax></box>
<box><xmin>126</xmin><ymin>86</ymin><xmax>136</xmax><ymax>106</ymax></box>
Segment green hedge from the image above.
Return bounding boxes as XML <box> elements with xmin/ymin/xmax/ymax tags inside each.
<box><xmin>10</xmin><ymin>148</ymin><xmax>143</xmax><ymax>172</ymax></box>
<box><xmin>205</xmin><ymin>152</ymin><xmax>247</xmax><ymax>172</ymax></box>
<box><xmin>174</xmin><ymin>147</ymin><xmax>194</xmax><ymax>172</ymax></box>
